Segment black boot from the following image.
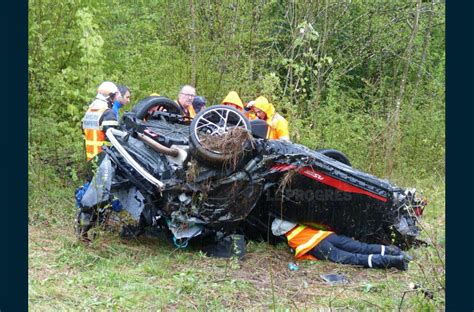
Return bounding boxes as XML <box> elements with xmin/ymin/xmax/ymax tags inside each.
<box><xmin>387</xmin><ymin>255</ymin><xmax>410</xmax><ymax>271</ymax></box>
<box><xmin>368</xmin><ymin>254</ymin><xmax>409</xmax><ymax>271</ymax></box>
<box><xmin>384</xmin><ymin>245</ymin><xmax>402</xmax><ymax>256</ymax></box>
<box><xmin>384</xmin><ymin>245</ymin><xmax>413</xmax><ymax>261</ymax></box>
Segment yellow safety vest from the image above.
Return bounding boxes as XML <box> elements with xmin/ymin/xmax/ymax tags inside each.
<box><xmin>82</xmin><ymin>106</ymin><xmax>116</xmax><ymax>161</ymax></box>
<box><xmin>285</xmin><ymin>225</ymin><xmax>333</xmax><ymax>259</ymax></box>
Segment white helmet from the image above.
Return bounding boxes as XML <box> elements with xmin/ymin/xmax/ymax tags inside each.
<box><xmin>97</xmin><ymin>81</ymin><xmax>119</xmax><ymax>97</ymax></box>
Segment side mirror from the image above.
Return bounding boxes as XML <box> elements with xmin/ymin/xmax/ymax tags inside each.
<box><xmin>250</xmin><ymin>119</ymin><xmax>268</xmax><ymax>139</ymax></box>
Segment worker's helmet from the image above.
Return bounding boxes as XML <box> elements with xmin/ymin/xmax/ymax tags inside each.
<box><xmin>97</xmin><ymin>81</ymin><xmax>119</xmax><ymax>98</ymax></box>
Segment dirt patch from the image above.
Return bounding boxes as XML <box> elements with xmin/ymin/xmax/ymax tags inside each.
<box><xmin>227</xmin><ymin>249</ymin><xmax>348</xmax><ymax>308</ymax></box>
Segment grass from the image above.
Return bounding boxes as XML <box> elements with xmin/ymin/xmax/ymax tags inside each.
<box><xmin>29</xmin><ymin>159</ymin><xmax>445</xmax><ymax>311</ymax></box>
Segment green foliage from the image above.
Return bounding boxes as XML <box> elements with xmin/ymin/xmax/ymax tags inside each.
<box><xmin>27</xmin><ymin>2</ymin><xmax>445</xmax><ymax>203</ymax></box>
<box><xmin>28</xmin><ymin>0</ymin><xmax>445</xmax><ymax>177</ymax></box>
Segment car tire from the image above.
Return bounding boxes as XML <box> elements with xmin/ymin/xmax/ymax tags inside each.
<box><xmin>189</xmin><ymin>105</ymin><xmax>253</xmax><ymax>168</ymax></box>
<box><xmin>132</xmin><ymin>96</ymin><xmax>184</xmax><ymax>119</ymax></box>
<box><xmin>315</xmin><ymin>148</ymin><xmax>352</xmax><ymax>166</ymax></box>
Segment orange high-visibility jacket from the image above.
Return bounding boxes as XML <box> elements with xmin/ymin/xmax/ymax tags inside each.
<box><xmin>176</xmin><ymin>100</ymin><xmax>196</xmax><ymax>118</ymax></box>
<box><xmin>252</xmin><ymin>97</ymin><xmax>289</xmax><ymax>141</ymax></box>
<box><xmin>267</xmin><ymin>113</ymin><xmax>289</xmax><ymax>140</ymax></box>
<box><xmin>188</xmin><ymin>104</ymin><xmax>196</xmax><ymax>118</ymax></box>
<box><xmin>285</xmin><ymin>225</ymin><xmax>333</xmax><ymax>260</ymax></box>
<box><xmin>82</xmin><ymin>100</ymin><xmax>118</xmax><ymax>161</ymax></box>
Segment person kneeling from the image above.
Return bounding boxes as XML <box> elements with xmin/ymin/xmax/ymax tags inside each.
<box><xmin>271</xmin><ymin>218</ymin><xmax>412</xmax><ymax>271</ymax></box>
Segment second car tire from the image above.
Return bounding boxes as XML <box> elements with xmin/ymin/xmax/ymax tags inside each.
<box><xmin>132</xmin><ymin>96</ymin><xmax>183</xmax><ymax>120</ymax></box>
<box><xmin>315</xmin><ymin>148</ymin><xmax>352</xmax><ymax>166</ymax></box>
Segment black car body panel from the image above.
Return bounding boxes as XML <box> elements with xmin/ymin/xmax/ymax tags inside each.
<box><xmin>77</xmin><ymin>101</ymin><xmax>425</xmax><ymax>249</ymax></box>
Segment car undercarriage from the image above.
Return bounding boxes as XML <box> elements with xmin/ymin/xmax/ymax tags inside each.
<box><xmin>76</xmin><ymin>96</ymin><xmax>426</xmax><ymax>254</ymax></box>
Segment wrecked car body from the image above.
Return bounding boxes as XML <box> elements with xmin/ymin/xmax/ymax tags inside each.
<box><xmin>76</xmin><ymin>96</ymin><xmax>426</xmax><ymax>251</ymax></box>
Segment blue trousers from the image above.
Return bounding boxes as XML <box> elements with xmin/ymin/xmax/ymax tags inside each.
<box><xmin>310</xmin><ymin>233</ymin><xmax>383</xmax><ymax>266</ymax></box>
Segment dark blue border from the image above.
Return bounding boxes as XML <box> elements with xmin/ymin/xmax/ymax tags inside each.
<box><xmin>446</xmin><ymin>2</ymin><xmax>474</xmax><ymax>311</ymax></box>
<box><xmin>0</xmin><ymin>1</ymin><xmax>28</xmax><ymax>311</ymax></box>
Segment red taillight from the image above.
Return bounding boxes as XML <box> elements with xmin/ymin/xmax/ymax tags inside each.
<box><xmin>414</xmin><ymin>207</ymin><xmax>423</xmax><ymax>217</ymax></box>
<box><xmin>414</xmin><ymin>198</ymin><xmax>428</xmax><ymax>217</ymax></box>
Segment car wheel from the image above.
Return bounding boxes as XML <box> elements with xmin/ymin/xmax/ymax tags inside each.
<box><xmin>189</xmin><ymin>105</ymin><xmax>253</xmax><ymax>168</ymax></box>
<box><xmin>132</xmin><ymin>96</ymin><xmax>184</xmax><ymax>120</ymax></box>
<box><xmin>315</xmin><ymin>148</ymin><xmax>351</xmax><ymax>166</ymax></box>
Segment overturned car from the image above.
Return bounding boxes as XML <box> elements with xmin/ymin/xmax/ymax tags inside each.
<box><xmin>76</xmin><ymin>96</ymin><xmax>426</xmax><ymax>253</ymax></box>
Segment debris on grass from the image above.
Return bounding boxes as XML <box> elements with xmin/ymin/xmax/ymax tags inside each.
<box><xmin>320</xmin><ymin>273</ymin><xmax>349</xmax><ymax>286</ymax></box>
<box><xmin>363</xmin><ymin>283</ymin><xmax>374</xmax><ymax>293</ymax></box>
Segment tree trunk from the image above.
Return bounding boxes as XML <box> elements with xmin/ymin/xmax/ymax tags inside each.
<box><xmin>385</xmin><ymin>0</ymin><xmax>422</xmax><ymax>176</ymax></box>
<box><xmin>189</xmin><ymin>0</ymin><xmax>197</xmax><ymax>86</ymax></box>
<box><xmin>411</xmin><ymin>0</ymin><xmax>436</xmax><ymax>106</ymax></box>
<box><xmin>315</xmin><ymin>0</ymin><xmax>329</xmax><ymax>109</ymax></box>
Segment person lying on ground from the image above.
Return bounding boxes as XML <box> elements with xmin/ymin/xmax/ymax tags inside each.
<box><xmin>271</xmin><ymin>218</ymin><xmax>412</xmax><ymax>270</ymax></box>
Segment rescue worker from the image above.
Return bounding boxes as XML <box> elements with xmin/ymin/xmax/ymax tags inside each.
<box><xmin>222</xmin><ymin>91</ymin><xmax>244</xmax><ymax>111</ymax></box>
<box><xmin>272</xmin><ymin>218</ymin><xmax>412</xmax><ymax>271</ymax></box>
<box><xmin>176</xmin><ymin>85</ymin><xmax>197</xmax><ymax>118</ymax></box>
<box><xmin>82</xmin><ymin>81</ymin><xmax>120</xmax><ymax>162</ymax></box>
<box><xmin>112</xmin><ymin>84</ymin><xmax>131</xmax><ymax>119</ymax></box>
<box><xmin>250</xmin><ymin>96</ymin><xmax>290</xmax><ymax>141</ymax></box>
<box><xmin>242</xmin><ymin>100</ymin><xmax>257</xmax><ymax>120</ymax></box>
<box><xmin>192</xmin><ymin>95</ymin><xmax>207</xmax><ymax>114</ymax></box>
